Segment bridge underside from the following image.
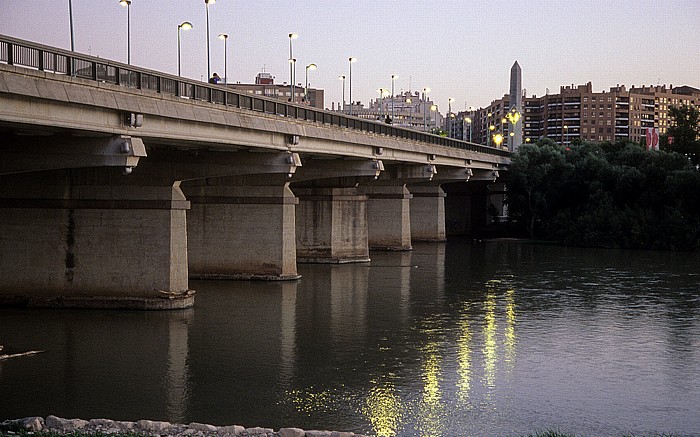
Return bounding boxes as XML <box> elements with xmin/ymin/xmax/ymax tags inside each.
<box><xmin>0</xmin><ymin>55</ymin><xmax>507</xmax><ymax>309</ymax></box>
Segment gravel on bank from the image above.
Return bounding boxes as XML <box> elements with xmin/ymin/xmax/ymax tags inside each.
<box><xmin>0</xmin><ymin>416</ymin><xmax>374</xmax><ymax>437</ymax></box>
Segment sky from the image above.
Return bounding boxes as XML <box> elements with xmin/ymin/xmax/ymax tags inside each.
<box><xmin>2</xmin><ymin>0</ymin><xmax>699</xmax><ymax>112</ymax></box>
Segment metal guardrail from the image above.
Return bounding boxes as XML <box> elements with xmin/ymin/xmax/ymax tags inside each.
<box><xmin>0</xmin><ymin>34</ymin><xmax>510</xmax><ymax>158</ymax></box>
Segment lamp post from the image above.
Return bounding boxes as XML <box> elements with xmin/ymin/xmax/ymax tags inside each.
<box><xmin>464</xmin><ymin>116</ymin><xmax>472</xmax><ymax>142</ymax></box>
<box><xmin>391</xmin><ymin>74</ymin><xmax>397</xmax><ymax>122</ymax></box>
<box><xmin>218</xmin><ymin>33</ymin><xmax>228</xmax><ymax>84</ymax></box>
<box><xmin>430</xmin><ymin>104</ymin><xmax>438</xmax><ymax>131</ymax></box>
<box><xmin>205</xmin><ymin>0</ymin><xmax>215</xmax><ymax>80</ymax></box>
<box><xmin>348</xmin><ymin>57</ymin><xmax>357</xmax><ymax>116</ymax></box>
<box><xmin>377</xmin><ymin>88</ymin><xmax>389</xmax><ymax>120</ymax></box>
<box><xmin>177</xmin><ymin>21</ymin><xmax>193</xmax><ymax>77</ymax></box>
<box><xmin>422</xmin><ymin>87</ymin><xmax>430</xmax><ymax>132</ymax></box>
<box><xmin>564</xmin><ymin>125</ymin><xmax>569</xmax><ymax>145</ymax></box>
<box><xmin>118</xmin><ymin>0</ymin><xmax>131</xmax><ymax>64</ymax></box>
<box><xmin>338</xmin><ymin>75</ymin><xmax>346</xmax><ymax>113</ymax></box>
<box><xmin>305</xmin><ymin>63</ymin><xmax>316</xmax><ymax>104</ymax></box>
<box><xmin>288</xmin><ymin>33</ymin><xmax>298</xmax><ymax>102</ymax></box>
<box><xmin>68</xmin><ymin>0</ymin><xmax>75</xmax><ymax>51</ymax></box>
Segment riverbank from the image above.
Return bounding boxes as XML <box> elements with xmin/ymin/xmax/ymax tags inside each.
<box><xmin>0</xmin><ymin>416</ymin><xmax>371</xmax><ymax>437</ymax></box>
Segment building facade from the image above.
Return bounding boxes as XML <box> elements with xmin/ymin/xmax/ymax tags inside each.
<box><xmin>334</xmin><ymin>91</ymin><xmax>442</xmax><ymax>132</ymax></box>
<box><xmin>226</xmin><ymin>71</ymin><xmax>325</xmax><ymax>109</ymax></box>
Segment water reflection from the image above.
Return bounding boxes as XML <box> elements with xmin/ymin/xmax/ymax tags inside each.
<box><xmin>2</xmin><ymin>240</ymin><xmax>700</xmax><ymax>436</ymax></box>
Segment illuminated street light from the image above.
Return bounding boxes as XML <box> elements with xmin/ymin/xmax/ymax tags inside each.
<box><xmin>348</xmin><ymin>57</ymin><xmax>357</xmax><ymax>115</ymax></box>
<box><xmin>218</xmin><ymin>33</ymin><xmax>228</xmax><ymax>84</ymax></box>
<box><xmin>377</xmin><ymin>88</ymin><xmax>389</xmax><ymax>120</ymax></box>
<box><xmin>68</xmin><ymin>0</ymin><xmax>75</xmax><ymax>52</ymax></box>
<box><xmin>289</xmin><ymin>33</ymin><xmax>298</xmax><ymax>102</ymax></box>
<box><xmin>119</xmin><ymin>0</ymin><xmax>131</xmax><ymax>64</ymax></box>
<box><xmin>305</xmin><ymin>63</ymin><xmax>317</xmax><ymax>103</ymax></box>
<box><xmin>493</xmin><ymin>133</ymin><xmax>504</xmax><ymax>147</ymax></box>
<box><xmin>177</xmin><ymin>21</ymin><xmax>193</xmax><ymax>77</ymax></box>
<box><xmin>430</xmin><ymin>104</ymin><xmax>438</xmax><ymax>130</ymax></box>
<box><xmin>464</xmin><ymin>116</ymin><xmax>472</xmax><ymax>142</ymax></box>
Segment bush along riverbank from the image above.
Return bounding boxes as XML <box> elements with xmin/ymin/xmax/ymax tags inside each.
<box><xmin>0</xmin><ymin>416</ymin><xmax>372</xmax><ymax>437</ymax></box>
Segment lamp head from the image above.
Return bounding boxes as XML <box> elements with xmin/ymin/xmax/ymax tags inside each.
<box><xmin>218</xmin><ymin>33</ymin><xmax>228</xmax><ymax>40</ymax></box>
<box><xmin>338</xmin><ymin>75</ymin><xmax>345</xmax><ymax>80</ymax></box>
<box><xmin>119</xmin><ymin>0</ymin><xmax>131</xmax><ymax>6</ymax></box>
<box><xmin>205</xmin><ymin>0</ymin><xmax>215</xmax><ymax>4</ymax></box>
<box><xmin>289</xmin><ymin>33</ymin><xmax>298</xmax><ymax>39</ymax></box>
<box><xmin>179</xmin><ymin>22</ymin><xmax>193</xmax><ymax>30</ymax></box>
<box><xmin>307</xmin><ymin>63</ymin><xmax>317</xmax><ymax>71</ymax></box>
<box><xmin>349</xmin><ymin>57</ymin><xmax>357</xmax><ymax>63</ymax></box>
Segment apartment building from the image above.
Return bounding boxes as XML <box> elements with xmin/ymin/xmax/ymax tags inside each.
<box><xmin>472</xmin><ymin>83</ymin><xmax>699</xmax><ymax>147</ymax></box>
<box><xmin>226</xmin><ymin>71</ymin><xmax>325</xmax><ymax>109</ymax></box>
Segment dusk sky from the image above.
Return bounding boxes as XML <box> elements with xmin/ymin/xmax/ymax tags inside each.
<box><xmin>2</xmin><ymin>0</ymin><xmax>699</xmax><ymax>112</ymax></box>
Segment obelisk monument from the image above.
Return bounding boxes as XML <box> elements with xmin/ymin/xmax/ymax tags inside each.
<box><xmin>509</xmin><ymin>61</ymin><xmax>523</xmax><ymax>151</ymax></box>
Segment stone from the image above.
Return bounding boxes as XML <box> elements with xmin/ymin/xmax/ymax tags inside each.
<box><xmin>278</xmin><ymin>428</ymin><xmax>305</xmax><ymax>437</ymax></box>
<box><xmin>19</xmin><ymin>417</ymin><xmax>44</xmax><ymax>432</ymax></box>
<box><xmin>245</xmin><ymin>426</ymin><xmax>273</xmax><ymax>435</ymax></box>
<box><xmin>189</xmin><ymin>422</ymin><xmax>219</xmax><ymax>432</ymax></box>
<box><xmin>89</xmin><ymin>418</ymin><xmax>116</xmax><ymax>428</ymax></box>
<box><xmin>136</xmin><ymin>419</ymin><xmax>171</xmax><ymax>432</ymax></box>
<box><xmin>115</xmin><ymin>421</ymin><xmax>135</xmax><ymax>430</ymax></box>
<box><xmin>45</xmin><ymin>415</ymin><xmax>88</xmax><ymax>431</ymax></box>
<box><xmin>218</xmin><ymin>425</ymin><xmax>245</xmax><ymax>436</ymax></box>
<box><xmin>305</xmin><ymin>431</ymin><xmax>332</xmax><ymax>437</ymax></box>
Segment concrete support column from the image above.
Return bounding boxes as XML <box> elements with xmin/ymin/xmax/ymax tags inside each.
<box><xmin>0</xmin><ymin>172</ymin><xmax>192</xmax><ymax>309</ymax></box>
<box><xmin>408</xmin><ymin>185</ymin><xmax>447</xmax><ymax>242</ymax></box>
<box><xmin>294</xmin><ymin>187</ymin><xmax>370</xmax><ymax>263</ymax></box>
<box><xmin>363</xmin><ymin>185</ymin><xmax>412</xmax><ymax>251</ymax></box>
<box><xmin>184</xmin><ymin>182</ymin><xmax>299</xmax><ymax>280</ymax></box>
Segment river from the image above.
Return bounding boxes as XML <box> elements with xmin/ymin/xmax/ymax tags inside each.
<box><xmin>1</xmin><ymin>239</ymin><xmax>699</xmax><ymax>436</ymax></box>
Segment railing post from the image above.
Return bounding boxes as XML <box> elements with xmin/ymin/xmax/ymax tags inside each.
<box><xmin>38</xmin><ymin>49</ymin><xmax>44</xmax><ymax>71</ymax></box>
<box><xmin>7</xmin><ymin>42</ymin><xmax>13</xmax><ymax>65</ymax></box>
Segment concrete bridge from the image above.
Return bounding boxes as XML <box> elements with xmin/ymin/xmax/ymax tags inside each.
<box><xmin>0</xmin><ymin>35</ymin><xmax>509</xmax><ymax>309</ymax></box>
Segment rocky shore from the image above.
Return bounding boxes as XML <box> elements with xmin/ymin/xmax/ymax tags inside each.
<box><xmin>0</xmin><ymin>416</ymin><xmax>373</xmax><ymax>437</ymax></box>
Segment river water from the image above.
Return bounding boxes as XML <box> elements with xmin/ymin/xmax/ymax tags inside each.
<box><xmin>1</xmin><ymin>239</ymin><xmax>699</xmax><ymax>436</ymax></box>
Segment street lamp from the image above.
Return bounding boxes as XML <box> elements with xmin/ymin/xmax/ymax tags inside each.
<box><xmin>377</xmin><ymin>88</ymin><xmax>389</xmax><ymax>120</ymax></box>
<box><xmin>218</xmin><ymin>33</ymin><xmax>228</xmax><ymax>84</ymax></box>
<box><xmin>464</xmin><ymin>116</ymin><xmax>472</xmax><ymax>142</ymax></box>
<box><xmin>338</xmin><ymin>75</ymin><xmax>346</xmax><ymax>112</ymax></box>
<box><xmin>448</xmin><ymin>97</ymin><xmax>454</xmax><ymax>115</ymax></box>
<box><xmin>288</xmin><ymin>33</ymin><xmax>298</xmax><ymax>102</ymax></box>
<box><xmin>177</xmin><ymin>21</ymin><xmax>193</xmax><ymax>77</ymax></box>
<box><xmin>205</xmin><ymin>0</ymin><xmax>216</xmax><ymax>80</ymax></box>
<box><xmin>564</xmin><ymin>125</ymin><xmax>569</xmax><ymax>145</ymax></box>
<box><xmin>348</xmin><ymin>57</ymin><xmax>357</xmax><ymax>116</ymax></box>
<box><xmin>119</xmin><ymin>0</ymin><xmax>131</xmax><ymax>64</ymax></box>
<box><xmin>68</xmin><ymin>0</ymin><xmax>75</xmax><ymax>52</ymax></box>
<box><xmin>391</xmin><ymin>74</ymin><xmax>398</xmax><ymax>122</ymax></box>
<box><xmin>305</xmin><ymin>63</ymin><xmax>317</xmax><ymax>104</ymax></box>
<box><xmin>493</xmin><ymin>133</ymin><xmax>504</xmax><ymax>147</ymax></box>
<box><xmin>422</xmin><ymin>87</ymin><xmax>430</xmax><ymax>131</ymax></box>
<box><xmin>430</xmin><ymin>104</ymin><xmax>438</xmax><ymax>131</ymax></box>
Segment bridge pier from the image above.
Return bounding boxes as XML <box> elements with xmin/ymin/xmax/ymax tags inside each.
<box><xmin>184</xmin><ymin>180</ymin><xmax>300</xmax><ymax>280</ymax></box>
<box><xmin>294</xmin><ymin>187</ymin><xmax>370</xmax><ymax>263</ymax></box>
<box><xmin>363</xmin><ymin>184</ymin><xmax>413</xmax><ymax>251</ymax></box>
<box><xmin>0</xmin><ymin>170</ymin><xmax>193</xmax><ymax>309</ymax></box>
<box><xmin>408</xmin><ymin>185</ymin><xmax>447</xmax><ymax>242</ymax></box>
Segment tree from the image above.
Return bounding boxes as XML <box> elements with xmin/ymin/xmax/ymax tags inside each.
<box><xmin>662</xmin><ymin>104</ymin><xmax>700</xmax><ymax>167</ymax></box>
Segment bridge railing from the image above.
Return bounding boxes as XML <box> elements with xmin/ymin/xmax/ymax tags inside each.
<box><xmin>0</xmin><ymin>34</ymin><xmax>509</xmax><ymax>158</ymax></box>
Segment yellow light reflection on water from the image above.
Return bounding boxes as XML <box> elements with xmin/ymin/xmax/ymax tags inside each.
<box><xmin>457</xmin><ymin>303</ymin><xmax>472</xmax><ymax>403</ymax></box>
<box><xmin>505</xmin><ymin>288</ymin><xmax>517</xmax><ymax>367</ymax></box>
<box><xmin>482</xmin><ymin>286</ymin><xmax>498</xmax><ymax>390</ymax></box>
<box><xmin>418</xmin><ymin>340</ymin><xmax>444</xmax><ymax>437</ymax></box>
<box><xmin>363</xmin><ymin>378</ymin><xmax>402</xmax><ymax>437</ymax></box>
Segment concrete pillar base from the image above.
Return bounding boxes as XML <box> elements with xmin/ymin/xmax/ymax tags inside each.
<box><xmin>294</xmin><ymin>187</ymin><xmax>370</xmax><ymax>264</ymax></box>
<box><xmin>409</xmin><ymin>185</ymin><xmax>447</xmax><ymax>242</ymax></box>
<box><xmin>0</xmin><ymin>173</ymin><xmax>193</xmax><ymax>309</ymax></box>
<box><xmin>362</xmin><ymin>185</ymin><xmax>413</xmax><ymax>251</ymax></box>
<box><xmin>184</xmin><ymin>182</ymin><xmax>300</xmax><ymax>280</ymax></box>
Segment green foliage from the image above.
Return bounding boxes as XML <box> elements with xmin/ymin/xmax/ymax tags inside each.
<box><xmin>506</xmin><ymin>139</ymin><xmax>700</xmax><ymax>250</ymax></box>
<box><xmin>660</xmin><ymin>104</ymin><xmax>700</xmax><ymax>166</ymax></box>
